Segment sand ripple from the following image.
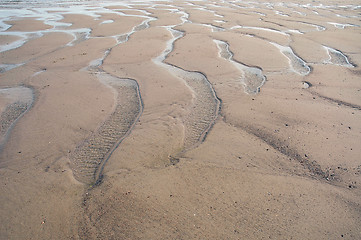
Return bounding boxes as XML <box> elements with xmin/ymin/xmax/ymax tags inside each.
<box><xmin>173</xmin><ymin>69</ymin><xmax>220</xmax><ymax>151</ymax></box>
<box><xmin>0</xmin><ymin>86</ymin><xmax>33</xmax><ymax>149</ymax></box>
<box><xmin>71</xmin><ymin>74</ymin><xmax>142</xmax><ymax>185</ymax></box>
<box><xmin>154</xmin><ymin>28</ymin><xmax>220</xmax><ymax>152</ymax></box>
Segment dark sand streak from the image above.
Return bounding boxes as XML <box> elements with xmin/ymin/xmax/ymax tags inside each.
<box><xmin>311</xmin><ymin>91</ymin><xmax>361</xmax><ymax>111</ymax></box>
<box><xmin>221</xmin><ymin>116</ymin><xmax>329</xmax><ymax>180</ymax></box>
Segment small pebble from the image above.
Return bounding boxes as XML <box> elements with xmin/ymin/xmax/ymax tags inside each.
<box><xmin>302</xmin><ymin>81</ymin><xmax>310</xmax><ymax>89</ymax></box>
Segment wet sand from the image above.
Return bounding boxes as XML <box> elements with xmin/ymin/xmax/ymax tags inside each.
<box><xmin>0</xmin><ymin>0</ymin><xmax>360</xmax><ymax>239</ymax></box>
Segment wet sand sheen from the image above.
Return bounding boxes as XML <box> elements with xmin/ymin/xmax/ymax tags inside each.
<box><xmin>214</xmin><ymin>39</ymin><xmax>266</xmax><ymax>94</ymax></box>
<box><xmin>323</xmin><ymin>46</ymin><xmax>355</xmax><ymax>67</ymax></box>
<box><xmin>270</xmin><ymin>42</ymin><xmax>311</xmax><ymax>75</ymax></box>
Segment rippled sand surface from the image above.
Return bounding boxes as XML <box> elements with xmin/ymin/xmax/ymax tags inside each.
<box><xmin>0</xmin><ymin>0</ymin><xmax>360</xmax><ymax>239</ymax></box>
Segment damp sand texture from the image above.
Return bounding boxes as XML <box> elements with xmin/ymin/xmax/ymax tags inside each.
<box><xmin>0</xmin><ymin>0</ymin><xmax>361</xmax><ymax>239</ymax></box>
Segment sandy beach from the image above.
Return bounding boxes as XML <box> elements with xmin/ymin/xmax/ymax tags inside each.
<box><xmin>0</xmin><ymin>0</ymin><xmax>360</xmax><ymax>239</ymax></box>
